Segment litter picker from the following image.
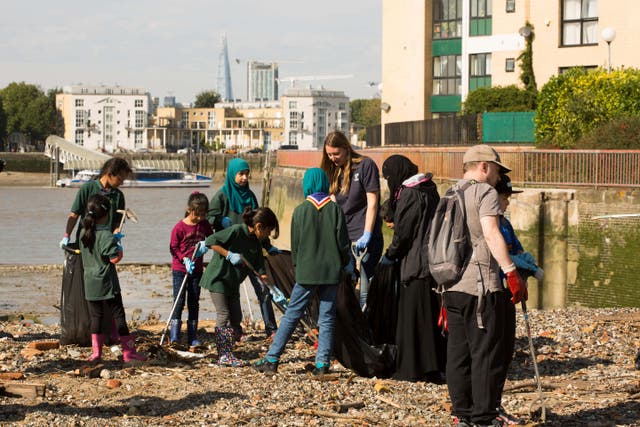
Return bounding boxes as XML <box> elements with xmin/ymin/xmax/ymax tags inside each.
<box><xmin>521</xmin><ymin>301</ymin><xmax>547</xmax><ymax>423</ymax></box>
<box><xmin>116</xmin><ymin>208</ymin><xmax>138</xmax><ymax>233</ymax></box>
<box><xmin>159</xmin><ymin>243</ymin><xmax>202</xmax><ymax>346</ymax></box>
<box><xmin>351</xmin><ymin>244</ymin><xmax>369</xmax><ymax>312</ymax></box>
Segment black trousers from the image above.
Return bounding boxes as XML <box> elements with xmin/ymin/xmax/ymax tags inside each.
<box><xmin>87</xmin><ymin>293</ymin><xmax>129</xmax><ymax>336</ymax></box>
<box><xmin>444</xmin><ymin>290</ymin><xmax>510</xmax><ymax>425</ymax></box>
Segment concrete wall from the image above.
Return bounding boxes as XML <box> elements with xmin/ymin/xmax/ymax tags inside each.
<box><xmin>268</xmin><ymin>166</ymin><xmax>640</xmax><ymax>309</ymax></box>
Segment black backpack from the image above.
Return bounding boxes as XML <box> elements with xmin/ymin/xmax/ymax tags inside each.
<box><xmin>428</xmin><ymin>180</ymin><xmax>475</xmax><ymax>291</ymax></box>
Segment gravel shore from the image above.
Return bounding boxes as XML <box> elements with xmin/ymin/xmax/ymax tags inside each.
<box><xmin>1</xmin><ymin>286</ymin><xmax>639</xmax><ymax>426</ymax></box>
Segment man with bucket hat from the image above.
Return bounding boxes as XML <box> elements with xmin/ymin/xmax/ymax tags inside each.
<box><xmin>444</xmin><ymin>145</ymin><xmax>528</xmax><ymax>427</ymax></box>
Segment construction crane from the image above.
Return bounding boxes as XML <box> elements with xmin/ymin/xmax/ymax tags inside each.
<box><xmin>277</xmin><ymin>74</ymin><xmax>354</xmax><ymax>88</ymax></box>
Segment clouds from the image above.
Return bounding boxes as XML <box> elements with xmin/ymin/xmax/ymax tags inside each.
<box><xmin>0</xmin><ymin>0</ymin><xmax>381</xmax><ymax>102</ymax></box>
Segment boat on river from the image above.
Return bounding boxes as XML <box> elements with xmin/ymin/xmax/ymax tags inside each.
<box><xmin>56</xmin><ymin>168</ymin><xmax>213</xmax><ymax>188</ymax></box>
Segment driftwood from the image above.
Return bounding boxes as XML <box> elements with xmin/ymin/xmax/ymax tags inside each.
<box><xmin>332</xmin><ymin>400</ymin><xmax>365</xmax><ymax>413</ymax></box>
<box><xmin>295</xmin><ymin>408</ymin><xmax>374</xmax><ymax>423</ymax></box>
<box><xmin>0</xmin><ymin>382</ymin><xmax>46</xmax><ymax>398</ymax></box>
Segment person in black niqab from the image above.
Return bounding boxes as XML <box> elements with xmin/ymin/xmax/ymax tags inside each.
<box><xmin>380</xmin><ymin>155</ymin><xmax>447</xmax><ymax>382</ymax></box>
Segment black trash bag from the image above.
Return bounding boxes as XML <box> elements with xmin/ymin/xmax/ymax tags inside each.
<box><xmin>333</xmin><ymin>275</ymin><xmax>397</xmax><ymax>378</ymax></box>
<box><xmin>364</xmin><ymin>263</ymin><xmax>400</xmax><ymax>346</ymax></box>
<box><xmin>60</xmin><ymin>243</ymin><xmax>91</xmax><ymax>346</ymax></box>
<box><xmin>264</xmin><ymin>250</ymin><xmax>318</xmax><ymax>328</ymax></box>
<box><xmin>59</xmin><ymin>243</ymin><xmax>114</xmax><ymax>347</ymax></box>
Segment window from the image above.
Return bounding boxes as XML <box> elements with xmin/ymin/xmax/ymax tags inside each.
<box><xmin>433</xmin><ymin>55</ymin><xmax>462</xmax><ymax>95</ymax></box>
<box><xmin>75</xmin><ymin>110</ymin><xmax>86</xmax><ymax>128</ymax></box>
<box><xmin>339</xmin><ymin>102</ymin><xmax>346</xmax><ymax>110</ymax></box>
<box><xmin>289</xmin><ymin>111</ymin><xmax>298</xmax><ymax>129</ymax></box>
<box><xmin>208</xmin><ymin>111</ymin><xmax>216</xmax><ymax>129</ymax></box>
<box><xmin>134</xmin><ymin>130</ymin><xmax>143</xmax><ymax>148</ymax></box>
<box><xmin>471</xmin><ymin>0</ymin><xmax>491</xmax><ymax>18</ymax></box>
<box><xmin>135</xmin><ymin>99</ymin><xmax>143</xmax><ymax>107</ymax></box>
<box><xmin>433</xmin><ymin>0</ymin><xmax>462</xmax><ymax>39</ymax></box>
<box><xmin>181</xmin><ymin>111</ymin><xmax>189</xmax><ymax>128</ymax></box>
<box><xmin>506</xmin><ymin>0</ymin><xmax>515</xmax><ymax>12</ymax></box>
<box><xmin>75</xmin><ymin>130</ymin><xmax>84</xmax><ymax>145</ymax></box>
<box><xmin>135</xmin><ymin>110</ymin><xmax>145</xmax><ymax>128</ymax></box>
<box><xmin>75</xmin><ymin>99</ymin><xmax>84</xmax><ymax>107</ymax></box>
<box><xmin>559</xmin><ymin>65</ymin><xmax>597</xmax><ymax>74</ymax></box>
<box><xmin>505</xmin><ymin>58</ymin><xmax>516</xmax><ymax>72</ymax></box>
<box><xmin>470</xmin><ymin>53</ymin><xmax>492</xmax><ymax>90</ymax></box>
<box><xmin>289</xmin><ymin>101</ymin><xmax>297</xmax><ymax>109</ymax></box>
<box><xmin>288</xmin><ymin>132</ymin><xmax>298</xmax><ymax>145</ymax></box>
<box><xmin>562</xmin><ymin>0</ymin><xmax>598</xmax><ymax>46</ymax></box>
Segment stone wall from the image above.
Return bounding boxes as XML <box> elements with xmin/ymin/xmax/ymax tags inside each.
<box><xmin>269</xmin><ymin>167</ymin><xmax>640</xmax><ymax>309</ymax></box>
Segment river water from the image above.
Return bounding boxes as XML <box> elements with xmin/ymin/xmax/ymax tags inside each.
<box><xmin>0</xmin><ymin>184</ymin><xmax>270</xmax><ymax>325</ymax></box>
<box><xmin>0</xmin><ymin>184</ymin><xmax>262</xmax><ymax>265</ymax></box>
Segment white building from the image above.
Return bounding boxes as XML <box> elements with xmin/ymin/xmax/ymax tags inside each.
<box><xmin>282</xmin><ymin>88</ymin><xmax>349</xmax><ymax>150</ymax></box>
<box><xmin>56</xmin><ymin>85</ymin><xmax>151</xmax><ymax>153</ymax></box>
<box><xmin>247</xmin><ymin>61</ymin><xmax>279</xmax><ymax>101</ymax></box>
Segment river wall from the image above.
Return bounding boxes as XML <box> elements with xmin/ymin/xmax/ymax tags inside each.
<box><xmin>268</xmin><ymin>167</ymin><xmax>640</xmax><ymax>309</ymax></box>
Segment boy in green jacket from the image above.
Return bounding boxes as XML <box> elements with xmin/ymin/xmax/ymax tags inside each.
<box><xmin>254</xmin><ymin>168</ymin><xmax>352</xmax><ymax>375</ymax></box>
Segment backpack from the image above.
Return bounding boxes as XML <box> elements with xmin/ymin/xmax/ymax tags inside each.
<box><xmin>428</xmin><ymin>180</ymin><xmax>475</xmax><ymax>291</ymax></box>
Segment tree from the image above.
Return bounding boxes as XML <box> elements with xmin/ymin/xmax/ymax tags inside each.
<box><xmin>535</xmin><ymin>67</ymin><xmax>640</xmax><ymax>148</ymax></box>
<box><xmin>194</xmin><ymin>90</ymin><xmax>221</xmax><ymax>108</ymax></box>
<box><xmin>0</xmin><ymin>82</ymin><xmax>57</xmax><ymax>144</ymax></box>
<box><xmin>462</xmin><ymin>85</ymin><xmax>536</xmax><ymax>114</ymax></box>
<box><xmin>0</xmin><ymin>101</ymin><xmax>6</xmax><ymax>150</ymax></box>
<box><xmin>350</xmin><ymin>98</ymin><xmax>381</xmax><ymax>127</ymax></box>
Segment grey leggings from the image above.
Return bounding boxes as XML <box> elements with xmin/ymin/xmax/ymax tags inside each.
<box><xmin>210</xmin><ymin>292</ymin><xmax>243</xmax><ymax>334</ymax></box>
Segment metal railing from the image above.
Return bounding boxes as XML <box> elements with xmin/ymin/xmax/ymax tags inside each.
<box><xmin>276</xmin><ymin>147</ymin><xmax>640</xmax><ymax>189</ymax></box>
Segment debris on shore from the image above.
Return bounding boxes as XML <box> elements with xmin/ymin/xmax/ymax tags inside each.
<box><xmin>1</xmin><ymin>307</ymin><xmax>639</xmax><ymax>426</ymax></box>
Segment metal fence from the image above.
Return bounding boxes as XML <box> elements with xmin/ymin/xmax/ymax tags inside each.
<box><xmin>366</xmin><ymin>114</ymin><xmax>480</xmax><ymax>147</ymax></box>
<box><xmin>276</xmin><ymin>147</ymin><xmax>640</xmax><ymax>189</ymax></box>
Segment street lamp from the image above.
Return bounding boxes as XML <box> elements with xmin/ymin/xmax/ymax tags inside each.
<box><xmin>601</xmin><ymin>27</ymin><xmax>616</xmax><ymax>73</ymax></box>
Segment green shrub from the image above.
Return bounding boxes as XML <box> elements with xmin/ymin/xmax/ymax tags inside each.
<box><xmin>462</xmin><ymin>85</ymin><xmax>536</xmax><ymax>114</ymax></box>
<box><xmin>535</xmin><ymin>68</ymin><xmax>640</xmax><ymax>148</ymax></box>
<box><xmin>577</xmin><ymin>115</ymin><xmax>640</xmax><ymax>149</ymax></box>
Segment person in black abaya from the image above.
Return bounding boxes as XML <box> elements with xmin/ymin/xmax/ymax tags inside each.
<box><xmin>380</xmin><ymin>155</ymin><xmax>447</xmax><ymax>382</ymax></box>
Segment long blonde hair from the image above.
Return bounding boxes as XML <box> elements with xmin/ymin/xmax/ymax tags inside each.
<box><xmin>320</xmin><ymin>131</ymin><xmax>363</xmax><ymax>196</ymax></box>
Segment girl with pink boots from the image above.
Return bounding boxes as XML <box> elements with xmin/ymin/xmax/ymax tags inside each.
<box><xmin>79</xmin><ymin>194</ymin><xmax>146</xmax><ymax>364</ymax></box>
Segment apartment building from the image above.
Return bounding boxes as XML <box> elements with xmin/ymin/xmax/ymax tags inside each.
<box><xmin>382</xmin><ymin>0</ymin><xmax>639</xmax><ymax>129</ymax></box>
<box><xmin>247</xmin><ymin>61</ymin><xmax>279</xmax><ymax>101</ymax></box>
<box><xmin>56</xmin><ymin>85</ymin><xmax>151</xmax><ymax>153</ymax></box>
<box><xmin>282</xmin><ymin>88</ymin><xmax>350</xmax><ymax>150</ymax></box>
<box><xmin>150</xmin><ymin>101</ymin><xmax>285</xmax><ymax>152</ymax></box>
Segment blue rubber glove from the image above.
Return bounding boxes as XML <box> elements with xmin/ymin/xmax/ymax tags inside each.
<box><xmin>113</xmin><ymin>232</ymin><xmax>125</xmax><ymax>241</ymax></box>
<box><xmin>183</xmin><ymin>257</ymin><xmax>195</xmax><ymax>274</ymax></box>
<box><xmin>355</xmin><ymin>231</ymin><xmax>372</xmax><ymax>252</ymax></box>
<box><xmin>225</xmin><ymin>251</ymin><xmax>242</xmax><ymax>266</ymax></box>
<box><xmin>380</xmin><ymin>255</ymin><xmax>395</xmax><ymax>266</ymax></box>
<box><xmin>521</xmin><ymin>252</ymin><xmax>536</xmax><ymax>266</ymax></box>
<box><xmin>221</xmin><ymin>217</ymin><xmax>233</xmax><ymax>229</ymax></box>
<box><xmin>194</xmin><ymin>241</ymin><xmax>209</xmax><ymax>258</ymax></box>
<box><xmin>267</xmin><ymin>245</ymin><xmax>280</xmax><ymax>255</ymax></box>
<box><xmin>511</xmin><ymin>253</ymin><xmax>537</xmax><ymax>272</ymax></box>
<box><xmin>59</xmin><ymin>236</ymin><xmax>70</xmax><ymax>249</ymax></box>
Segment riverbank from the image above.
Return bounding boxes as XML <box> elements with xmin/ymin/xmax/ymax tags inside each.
<box><xmin>1</xmin><ymin>265</ymin><xmax>640</xmax><ymax>426</ymax></box>
<box><xmin>0</xmin><ymin>171</ymin><xmax>50</xmax><ymax>187</ymax></box>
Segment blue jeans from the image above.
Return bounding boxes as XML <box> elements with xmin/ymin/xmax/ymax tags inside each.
<box><xmin>266</xmin><ymin>283</ymin><xmax>338</xmax><ymax>366</ymax></box>
<box><xmin>171</xmin><ymin>271</ymin><xmax>202</xmax><ymax>322</ymax></box>
<box><xmin>248</xmin><ymin>273</ymin><xmax>278</xmax><ymax>336</ymax></box>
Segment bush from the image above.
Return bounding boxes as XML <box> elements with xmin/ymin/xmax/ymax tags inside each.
<box><xmin>577</xmin><ymin>115</ymin><xmax>640</xmax><ymax>149</ymax></box>
<box><xmin>535</xmin><ymin>68</ymin><xmax>640</xmax><ymax>148</ymax></box>
<box><xmin>462</xmin><ymin>85</ymin><xmax>536</xmax><ymax>114</ymax></box>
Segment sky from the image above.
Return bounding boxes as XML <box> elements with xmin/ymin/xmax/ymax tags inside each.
<box><xmin>0</xmin><ymin>0</ymin><xmax>381</xmax><ymax>105</ymax></box>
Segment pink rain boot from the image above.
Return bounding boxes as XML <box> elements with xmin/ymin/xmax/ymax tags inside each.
<box><xmin>121</xmin><ymin>335</ymin><xmax>147</xmax><ymax>364</ymax></box>
<box><xmin>88</xmin><ymin>334</ymin><xmax>104</xmax><ymax>362</ymax></box>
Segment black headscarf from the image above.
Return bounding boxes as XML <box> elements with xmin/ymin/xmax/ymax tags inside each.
<box><xmin>382</xmin><ymin>155</ymin><xmax>418</xmax><ymax>209</ymax></box>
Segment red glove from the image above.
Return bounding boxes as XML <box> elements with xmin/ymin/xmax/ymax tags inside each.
<box><xmin>506</xmin><ymin>270</ymin><xmax>527</xmax><ymax>304</ymax></box>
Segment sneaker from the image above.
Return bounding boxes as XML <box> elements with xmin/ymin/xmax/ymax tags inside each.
<box><xmin>253</xmin><ymin>357</ymin><xmax>278</xmax><ymax>373</ymax></box>
<box><xmin>311</xmin><ymin>364</ymin><xmax>330</xmax><ymax>376</ymax></box>
<box><xmin>218</xmin><ymin>354</ymin><xmax>247</xmax><ymax>367</ymax></box>
<box><xmin>452</xmin><ymin>416</ymin><xmax>473</xmax><ymax>427</ymax></box>
<box><xmin>496</xmin><ymin>406</ymin><xmax>525</xmax><ymax>425</ymax></box>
